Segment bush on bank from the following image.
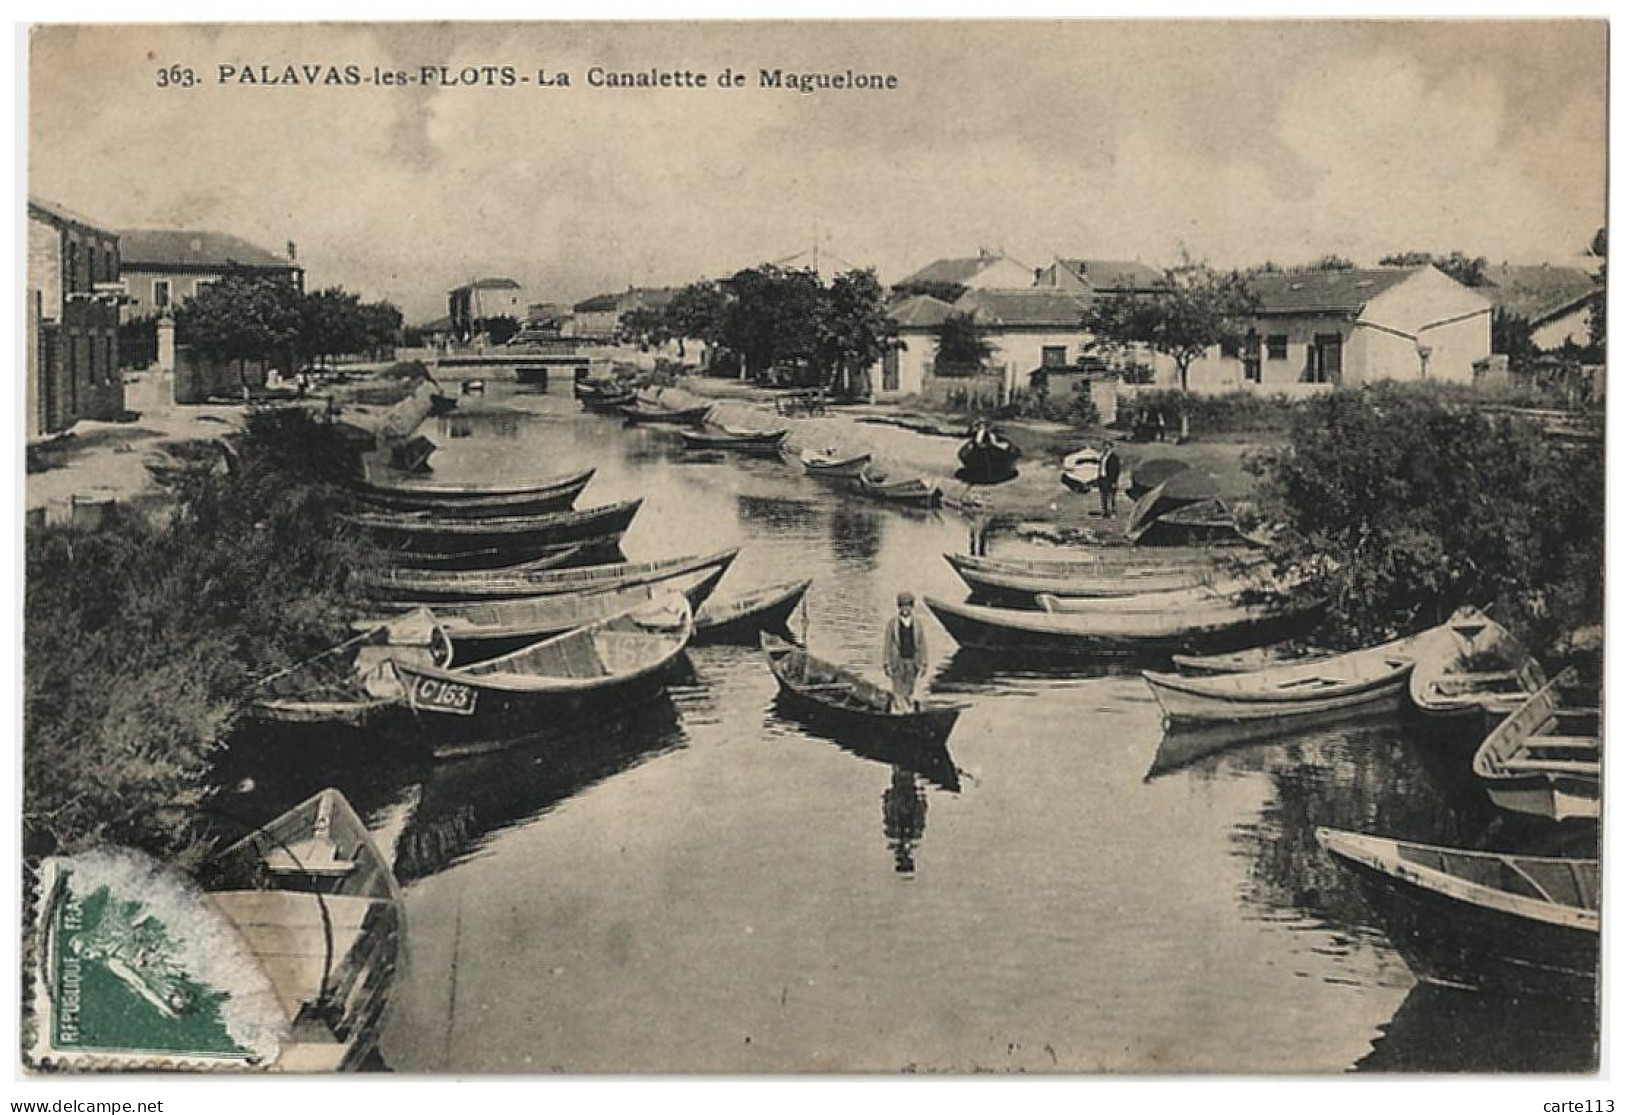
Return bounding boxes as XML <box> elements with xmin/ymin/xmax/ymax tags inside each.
<box><xmin>24</xmin><ymin>409</ymin><xmax>382</xmax><ymax>863</ymax></box>
<box><xmin>1250</xmin><ymin>383</ymin><xmax>1604</xmax><ymax>662</ymax></box>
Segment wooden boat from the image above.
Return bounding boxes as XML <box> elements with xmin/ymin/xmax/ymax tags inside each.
<box><xmin>1316</xmin><ymin>828</ymin><xmax>1599</xmax><ymax>1001</ymax></box>
<box><xmin>344</xmin><ymin>498</ymin><xmax>642</xmax><ymax>556</ymax></box>
<box><xmin>762</xmin><ymin>634</ymin><xmax>963</xmax><ymax>741</ymax></box>
<box><xmin>925</xmin><ymin>588</ymin><xmax>1316</xmax><ymax>655</ymax></box>
<box><xmin>391</xmin><ymin>594</ymin><xmax>695</xmax><ymax>759</ymax></box>
<box><xmin>383</xmin><ymin>541</ymin><xmax>594</xmax><ymax>573</ymax></box>
<box><xmin>1125</xmin><ymin>474</ymin><xmax>1242</xmax><ymax>545</ymax></box>
<box><xmin>387</xmin><ymin>434</ymin><xmax>436</xmax><ymax>473</ymax></box>
<box><xmin>198</xmin><ymin>789</ymin><xmax>403</xmax><ymax>1071</ymax></box>
<box><xmin>943</xmin><ymin>549</ymin><xmax>1247</xmax><ymax>606</ymax></box>
<box><xmin>575</xmin><ymin>379</ymin><xmax>636</xmax><ymax>411</ymax></box>
<box><xmin>1408</xmin><ymin>606</ymin><xmax>1548</xmax><ymax>742</ymax></box>
<box><xmin>1472</xmin><ymin>670</ymin><xmax>1599</xmax><ymax>822</ymax></box>
<box><xmin>1142</xmin><ymin>631</ymin><xmax>1421</xmax><ymax>725</ymax></box>
<box><xmin>360</xmin><ymin>564</ymin><xmax>729</xmax><ymax>665</ymax></box>
<box><xmin>678</xmin><ymin>425</ymin><xmax>790</xmax><ymax>456</ymax></box>
<box><xmin>957</xmin><ymin>426</ymin><xmax>1022</xmax><ymax>484</ymax></box>
<box><xmin>852</xmin><ymin>470</ymin><xmax>942</xmax><ymax>508</ymax></box>
<box><xmin>693</xmin><ymin>578</ymin><xmax>812</xmax><ymax>643</ymax></box>
<box><xmin>801</xmin><ymin>449</ymin><xmax>872</xmax><ymax>479</ymax></box>
<box><xmin>246</xmin><ymin>609</ymin><xmax>448</xmax><ymax>728</ymax></box>
<box><xmin>1125</xmin><ymin>457</ymin><xmax>1189</xmax><ymax>499</ymax></box>
<box><xmin>363</xmin><ymin>547</ymin><xmax>739</xmax><ymax>605</ymax></box>
<box><xmin>1169</xmin><ymin>639</ymin><xmax>1335</xmax><ymax>675</ymax></box>
<box><xmin>1059</xmin><ymin>448</ymin><xmax>1100</xmax><ymax>494</ymax></box>
<box><xmin>346</xmin><ymin>468</ymin><xmax>594</xmax><ymax>518</ymax></box>
<box><xmin>618</xmin><ymin>401</ymin><xmax>714</xmax><ymax>426</ymax></box>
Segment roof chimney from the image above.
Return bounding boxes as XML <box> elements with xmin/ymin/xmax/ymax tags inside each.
<box><xmin>286</xmin><ymin>241</ymin><xmax>298</xmax><ymax>261</ymax></box>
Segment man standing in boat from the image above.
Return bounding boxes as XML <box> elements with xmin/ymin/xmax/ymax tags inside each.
<box><xmin>884</xmin><ymin>591</ymin><xmax>927</xmax><ymax>712</ymax></box>
<box><xmin>1097</xmin><ymin>438</ymin><xmax>1122</xmax><ymax>518</ymax></box>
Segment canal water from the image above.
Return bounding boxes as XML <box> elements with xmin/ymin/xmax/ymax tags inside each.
<box><xmin>216</xmin><ymin>382</ymin><xmax>1599</xmax><ymax>1073</ymax></box>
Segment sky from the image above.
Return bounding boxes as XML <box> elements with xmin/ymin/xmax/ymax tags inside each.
<box><xmin>29</xmin><ymin>20</ymin><xmax>1608</xmax><ymax>322</ymax></box>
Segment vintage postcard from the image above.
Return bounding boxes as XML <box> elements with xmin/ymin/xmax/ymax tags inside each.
<box><xmin>22</xmin><ymin>20</ymin><xmax>1605</xmax><ymax>1075</ymax></box>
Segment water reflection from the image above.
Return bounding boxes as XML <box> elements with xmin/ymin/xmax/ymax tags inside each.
<box><xmin>882</xmin><ymin>767</ymin><xmax>929</xmax><ymax>876</ymax></box>
<box><xmin>933</xmin><ymin>646</ymin><xmax>1145</xmax><ymax>692</ymax></box>
<box><xmin>1356</xmin><ymin>983</ymin><xmax>1599</xmax><ymax>1072</ymax></box>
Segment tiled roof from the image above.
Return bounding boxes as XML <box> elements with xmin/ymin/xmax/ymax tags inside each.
<box><xmin>1055</xmin><ymin>258</ymin><xmax>1161</xmax><ymax>291</ymax></box>
<box><xmin>955</xmin><ymin>288</ymin><xmax>1091</xmax><ymax>328</ymax></box>
<box><xmin>29</xmin><ymin>197</ymin><xmax>113</xmax><ymax>234</ymax></box>
<box><xmin>573</xmin><ymin>287</ymin><xmax>678</xmax><ymax>314</ymax></box>
<box><xmin>888</xmin><ymin>294</ymin><xmax>955</xmax><ymax>329</ymax></box>
<box><xmin>1244</xmin><ymin>267</ymin><xmax>1422</xmax><ymax>315</ymax></box>
<box><xmin>1482</xmin><ymin>263</ymin><xmax>1602</xmax><ymax>325</ymax></box>
<box><xmin>119</xmin><ymin>228</ymin><xmax>298</xmax><ymax>270</ymax></box>
<box><xmin>897</xmin><ymin>252</ymin><xmax>1033</xmax><ymax>287</ymax></box>
<box><xmin>574</xmin><ymin>292</ymin><xmax>621</xmax><ymax>313</ymax></box>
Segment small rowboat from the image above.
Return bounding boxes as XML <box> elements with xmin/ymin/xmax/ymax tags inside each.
<box><xmin>1169</xmin><ymin>639</ymin><xmax>1334</xmax><ymax>675</ymax></box>
<box><xmin>943</xmin><ymin>549</ymin><xmax>1245</xmax><ymax>606</ymax></box>
<box><xmin>392</xmin><ymin>594</ymin><xmax>695</xmax><ymax>759</ymax></box>
<box><xmin>762</xmin><ymin>634</ymin><xmax>963</xmax><ymax>741</ymax></box>
<box><xmin>678</xmin><ymin>425</ymin><xmax>791</xmax><ymax>456</ymax></box>
<box><xmin>1316</xmin><ymin>828</ymin><xmax>1599</xmax><ymax>1001</ymax></box>
<box><xmin>363</xmin><ymin>547</ymin><xmax>739</xmax><ymax>605</ymax></box>
<box><xmin>1142</xmin><ymin>631</ymin><xmax>1421</xmax><ymax>725</ymax></box>
<box><xmin>344</xmin><ymin>498</ymin><xmax>643</xmax><ymax>556</ymax></box>
<box><xmin>852</xmin><ymin>471</ymin><xmax>942</xmax><ymax>508</ymax></box>
<box><xmin>925</xmin><ymin>587</ymin><xmax>1315</xmax><ymax>655</ymax></box>
<box><xmin>1408</xmin><ymin>606</ymin><xmax>1548</xmax><ymax>743</ymax></box>
<box><xmin>246</xmin><ymin>609</ymin><xmax>449</xmax><ymax>728</ymax></box>
<box><xmin>618</xmin><ymin>402</ymin><xmax>714</xmax><ymax>426</ymax></box>
<box><xmin>577</xmin><ymin>380</ymin><xmax>636</xmax><ymax>412</ymax></box>
<box><xmin>693</xmin><ymin>578</ymin><xmax>812</xmax><ymax>644</ymax></box>
<box><xmin>957</xmin><ymin>426</ymin><xmax>1022</xmax><ymax>484</ymax></box>
<box><xmin>1472</xmin><ymin>670</ymin><xmax>1599</xmax><ymax>823</ymax></box>
<box><xmin>383</xmin><ymin>542</ymin><xmax>593</xmax><ymax>574</ymax></box>
<box><xmin>801</xmin><ymin>449</ymin><xmax>872</xmax><ymax>479</ymax></box>
<box><xmin>1059</xmin><ymin>448</ymin><xmax>1100</xmax><ymax>494</ymax></box>
<box><xmin>346</xmin><ymin>468</ymin><xmax>594</xmax><ymax>519</ymax></box>
<box><xmin>199</xmin><ymin>789</ymin><xmax>403</xmax><ymax>1071</ymax></box>
<box><xmin>359</xmin><ymin>564</ymin><xmax>729</xmax><ymax>665</ymax></box>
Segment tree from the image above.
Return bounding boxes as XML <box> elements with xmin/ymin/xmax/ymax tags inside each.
<box><xmin>1310</xmin><ymin>254</ymin><xmax>1356</xmax><ymax>270</ymax></box>
<box><xmin>1587</xmin><ymin>226</ymin><xmax>1605</xmax><ymax>357</ymax></box>
<box><xmin>298</xmin><ymin>286</ymin><xmax>364</xmax><ymax>367</ymax></box>
<box><xmin>663</xmin><ymin>280</ymin><xmax>728</xmax><ymax>361</ymax></box>
<box><xmin>1252</xmin><ymin>384</ymin><xmax>1603</xmax><ymax>658</ymax></box>
<box><xmin>1492</xmin><ymin>308</ymin><xmax>1539</xmax><ymax>370</ymax></box>
<box><xmin>358</xmin><ymin>300</ymin><xmax>403</xmax><ymax>359</ymax></box>
<box><xmin>476</xmin><ymin>315</ymin><xmax>519</xmax><ymax>346</ymax></box>
<box><xmin>619</xmin><ymin>306</ymin><xmax>669</xmax><ymax>352</ymax></box>
<box><xmin>719</xmin><ymin>265</ymin><xmax>824</xmax><ymax>381</ymax></box>
<box><xmin>1082</xmin><ymin>260</ymin><xmax>1257</xmax><ymax>391</ymax></box>
<box><xmin>1377</xmin><ymin>250</ymin><xmax>1490</xmax><ymax>288</ymax></box>
<box><xmin>175</xmin><ymin>270</ymin><xmax>301</xmax><ymax>386</ymax></box>
<box><xmin>890</xmin><ymin>280</ymin><xmax>967</xmax><ymax>304</ymax></box>
<box><xmin>817</xmin><ymin>268</ymin><xmax>895</xmax><ymax>397</ymax></box>
<box><xmin>933</xmin><ymin>312</ymin><xmax>994</xmax><ymax>373</ymax></box>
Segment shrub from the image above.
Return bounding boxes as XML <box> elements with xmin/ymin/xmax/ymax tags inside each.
<box><xmin>1119</xmin><ymin>389</ymin><xmax>1305</xmax><ymax>434</ymax></box>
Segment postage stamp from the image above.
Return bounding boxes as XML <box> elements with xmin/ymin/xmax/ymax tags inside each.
<box><xmin>27</xmin><ymin>849</ymin><xmax>288</xmax><ymax>1071</ymax></box>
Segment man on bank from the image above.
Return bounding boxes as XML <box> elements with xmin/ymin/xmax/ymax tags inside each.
<box><xmin>1097</xmin><ymin>438</ymin><xmax>1122</xmax><ymax>517</ymax></box>
<box><xmin>883</xmin><ymin>591</ymin><xmax>927</xmax><ymax>712</ymax></box>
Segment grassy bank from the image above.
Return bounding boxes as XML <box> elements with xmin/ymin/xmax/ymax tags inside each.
<box><xmin>24</xmin><ymin>409</ymin><xmax>384</xmax><ymax>864</ymax></box>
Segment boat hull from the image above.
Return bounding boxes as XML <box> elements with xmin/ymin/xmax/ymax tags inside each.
<box><xmin>693</xmin><ymin>579</ymin><xmax>812</xmax><ymax>644</ymax></box>
<box><xmin>619</xmin><ymin>404</ymin><xmax>713</xmax><ymax>425</ymax></box>
<box><xmin>926</xmin><ymin>595</ymin><xmax>1317</xmax><ymax>656</ymax></box>
<box><xmin>802</xmin><ymin>453</ymin><xmax>871</xmax><ymax>479</ymax></box>
<box><xmin>348</xmin><ymin>469</ymin><xmax>593</xmax><ymax>518</ymax></box>
<box><xmin>957</xmin><ymin>442</ymin><xmax>1020</xmax><ymax>485</ymax></box>
<box><xmin>350</xmin><ymin>499</ymin><xmax>642</xmax><ymax>555</ymax></box>
<box><xmin>1145</xmin><ymin>671</ymin><xmax>1408</xmax><ymax>724</ymax></box>
<box><xmin>365</xmin><ymin>548</ymin><xmax>738</xmax><ymax>605</ymax></box>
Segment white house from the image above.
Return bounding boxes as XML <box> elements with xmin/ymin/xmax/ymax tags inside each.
<box><xmin>1481</xmin><ymin>263</ymin><xmax>1602</xmax><ymax>351</ymax></box>
<box><xmin>895</xmin><ymin>249</ymin><xmax>1036</xmax><ymax>292</ymax></box>
<box><xmin>872</xmin><ymin>294</ymin><xmax>955</xmax><ymax>400</ymax></box>
<box><xmin>953</xmin><ymin>287</ymin><xmax>1093</xmax><ymax>396</ymax></box>
<box><xmin>1033</xmin><ymin>257</ymin><xmax>1161</xmax><ymax>295</ymax></box>
<box><xmin>1179</xmin><ymin>265</ymin><xmax>1493</xmax><ymax>393</ymax></box>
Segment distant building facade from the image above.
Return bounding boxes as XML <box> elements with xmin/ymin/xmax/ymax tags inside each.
<box><xmin>1481</xmin><ymin>262</ymin><xmax>1602</xmax><ymax>352</ymax></box>
<box><xmin>119</xmin><ymin>229</ymin><xmax>304</xmax><ymax>319</ymax></box>
<box><xmin>1179</xmin><ymin>265</ymin><xmax>1493</xmax><ymax>392</ymax></box>
<box><xmin>873</xmin><ymin>294</ymin><xmax>956</xmax><ymax>400</ymax></box>
<box><xmin>567</xmin><ymin>287</ymin><xmax>678</xmax><ymax>341</ymax></box>
<box><xmin>1032</xmin><ymin>257</ymin><xmax>1161</xmax><ymax>295</ymax></box>
<box><xmin>895</xmin><ymin>249</ymin><xmax>1035</xmax><ymax>292</ymax></box>
<box><xmin>27</xmin><ymin>198</ymin><xmax>124</xmax><ymax>437</ymax></box>
<box><xmin>449</xmin><ymin>277</ymin><xmax>527</xmax><ymax>338</ymax></box>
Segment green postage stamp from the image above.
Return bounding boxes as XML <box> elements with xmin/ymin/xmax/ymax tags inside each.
<box><xmin>27</xmin><ymin>850</ymin><xmax>288</xmax><ymax>1071</ymax></box>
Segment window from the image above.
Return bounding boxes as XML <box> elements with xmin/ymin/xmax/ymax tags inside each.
<box><xmin>1266</xmin><ymin>334</ymin><xmax>1288</xmax><ymax>360</ymax></box>
<box><xmin>66</xmin><ymin>243</ymin><xmax>79</xmax><ymax>292</ymax></box>
<box><xmin>105</xmin><ymin>337</ymin><xmax>115</xmax><ymax>384</ymax></box>
<box><xmin>87</xmin><ymin>247</ymin><xmax>97</xmax><ymax>289</ymax></box>
<box><xmin>154</xmin><ymin>280</ymin><xmax>171</xmax><ymax>310</ymax></box>
<box><xmin>1243</xmin><ymin>331</ymin><xmax>1262</xmax><ymax>384</ymax></box>
<box><xmin>1041</xmin><ymin>345</ymin><xmax>1068</xmax><ymax>368</ymax></box>
<box><xmin>1308</xmin><ymin>333</ymin><xmax>1344</xmax><ymax>384</ymax></box>
<box><xmin>882</xmin><ymin>349</ymin><xmax>900</xmax><ymax>393</ymax></box>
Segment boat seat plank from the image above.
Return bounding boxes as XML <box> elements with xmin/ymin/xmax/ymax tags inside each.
<box><xmin>1497</xmin><ymin>757</ymin><xmax>1600</xmax><ymax>774</ymax></box>
<box><xmin>1526</xmin><ymin>736</ymin><xmax>1600</xmax><ymax>751</ymax></box>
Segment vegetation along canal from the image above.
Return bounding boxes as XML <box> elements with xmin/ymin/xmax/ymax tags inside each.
<box><xmin>210</xmin><ymin>382</ymin><xmax>1597</xmax><ymax>1073</ymax></box>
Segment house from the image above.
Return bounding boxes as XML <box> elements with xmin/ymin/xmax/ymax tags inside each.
<box><xmin>449</xmin><ymin>277</ymin><xmax>527</xmax><ymax>338</ymax></box>
<box><xmin>873</xmin><ymin>295</ymin><xmax>956</xmax><ymax>400</ymax></box>
<box><xmin>953</xmin><ymin>287</ymin><xmax>1094</xmax><ymax>395</ymax></box>
<box><xmin>119</xmin><ymin>228</ymin><xmax>304</xmax><ymax>319</ymax></box>
<box><xmin>567</xmin><ymin>287</ymin><xmax>678</xmax><ymax>341</ymax></box>
<box><xmin>1481</xmin><ymin>263</ymin><xmax>1602</xmax><ymax>351</ymax></box>
<box><xmin>1178</xmin><ymin>265</ymin><xmax>1493</xmax><ymax>393</ymax></box>
<box><xmin>27</xmin><ymin>198</ymin><xmax>125</xmax><ymax>438</ymax></box>
<box><xmin>1033</xmin><ymin>257</ymin><xmax>1161</xmax><ymax>295</ymax></box>
<box><xmin>895</xmin><ymin>248</ymin><xmax>1035</xmax><ymax>293</ymax></box>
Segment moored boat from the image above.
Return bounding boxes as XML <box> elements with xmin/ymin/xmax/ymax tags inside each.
<box><xmin>693</xmin><ymin>578</ymin><xmax>812</xmax><ymax>643</ymax></box>
<box><xmin>1169</xmin><ymin>639</ymin><xmax>1335</xmax><ymax>675</ymax></box>
<box><xmin>801</xmin><ymin>449</ymin><xmax>872</xmax><ymax>479</ymax></box>
<box><xmin>762</xmin><ymin>634</ymin><xmax>963</xmax><ymax>741</ymax></box>
<box><xmin>1471</xmin><ymin>669</ymin><xmax>1599</xmax><ymax>823</ymax></box>
<box><xmin>957</xmin><ymin>423</ymin><xmax>1022</xmax><ymax>484</ymax></box>
<box><xmin>677</xmin><ymin>425</ymin><xmax>790</xmax><ymax>456</ymax></box>
<box><xmin>344</xmin><ymin>498</ymin><xmax>643</xmax><ymax>556</ymax></box>
<box><xmin>1407</xmin><ymin>606</ymin><xmax>1548</xmax><ymax>744</ymax></box>
<box><xmin>618</xmin><ymin>401</ymin><xmax>714</xmax><ymax>426</ymax></box>
<box><xmin>244</xmin><ymin>609</ymin><xmax>448</xmax><ymax>728</ymax></box>
<box><xmin>346</xmin><ymin>468</ymin><xmax>594</xmax><ymax>519</ymax></box>
<box><xmin>1142</xmin><ymin>630</ymin><xmax>1421</xmax><ymax>725</ymax></box>
<box><xmin>360</xmin><ymin>563</ymin><xmax>729</xmax><ymax>664</ymax></box>
<box><xmin>944</xmin><ymin>549</ymin><xmax>1248</xmax><ymax>606</ymax></box>
<box><xmin>1315</xmin><ymin>828</ymin><xmax>1599</xmax><ymax>1001</ymax></box>
<box><xmin>382</xmin><ymin>542</ymin><xmax>594</xmax><ymax>573</ymax></box>
<box><xmin>391</xmin><ymin>593</ymin><xmax>695</xmax><ymax>759</ymax></box>
<box><xmin>926</xmin><ymin>587</ymin><xmax>1315</xmax><ymax>655</ymax></box>
<box><xmin>198</xmin><ymin>789</ymin><xmax>404</xmax><ymax>1071</ymax></box>
<box><xmin>362</xmin><ymin>546</ymin><xmax>739</xmax><ymax>605</ymax></box>
<box><xmin>852</xmin><ymin>470</ymin><xmax>942</xmax><ymax>508</ymax></box>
